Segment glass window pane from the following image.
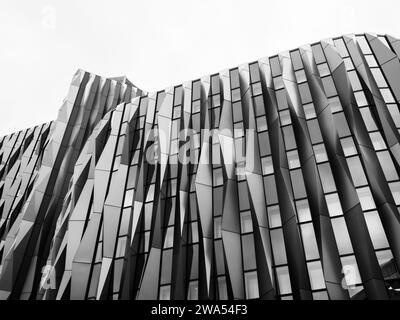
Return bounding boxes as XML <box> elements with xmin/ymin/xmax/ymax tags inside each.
<box><xmin>299</xmin><ymin>83</ymin><xmax>312</xmax><ymax>104</ymax></box>
<box><xmin>300</xmin><ymin>223</ymin><xmax>320</xmax><ymax>260</ymax></box>
<box><xmin>325</xmin><ymin>193</ymin><xmax>343</xmax><ymax>217</ymax></box>
<box><xmin>308</xmin><ymin>119</ymin><xmax>323</xmax><ymax>144</ymax></box>
<box><xmin>268</xmin><ymin>205</ymin><xmax>282</xmax><ymax>228</ymax></box>
<box><xmin>296</xmin><ymin>199</ymin><xmax>312</xmax><ymax>222</ymax></box>
<box><xmin>218</xmin><ymin>276</ymin><xmax>228</xmax><ymax>300</ymax></box>
<box><xmin>159</xmin><ymin>285</ymin><xmax>171</xmax><ymax>300</ymax></box>
<box><xmin>334</xmin><ymin>113</ymin><xmax>351</xmax><ymax>137</ymax></box>
<box><xmin>348</xmin><ymin>71</ymin><xmax>362</xmax><ymax>91</ymax></box>
<box><xmin>317</xmin><ymin>63</ymin><xmax>330</xmax><ymax>77</ymax></box>
<box><xmin>371</xmin><ymin>68</ymin><xmax>387</xmax><ymax>87</ymax></box>
<box><xmin>262</xmin><ymin>156</ymin><xmax>274</xmax><ymax>175</ymax></box>
<box><xmin>341</xmin><ymin>255</ymin><xmax>362</xmax><ymax>285</ymax></box>
<box><xmin>242</xmin><ymin>234</ymin><xmax>257</xmax><ymax>270</ymax></box>
<box><xmin>287</xmin><ymin>150</ymin><xmax>300</xmax><ymax>168</ymax></box>
<box><xmin>355</xmin><ymin>91</ymin><xmax>368</xmax><ymax>107</ymax></box>
<box><xmin>280</xmin><ymin>110</ymin><xmax>291</xmax><ymax>126</ymax></box>
<box><xmin>377</xmin><ymin>151</ymin><xmax>398</xmax><ymax>181</ymax></box>
<box><xmin>256</xmin><ymin>116</ymin><xmax>268</xmax><ymax>132</ymax></box>
<box><xmin>364</xmin><ymin>211</ymin><xmax>389</xmax><ymax>249</ymax></box>
<box><xmin>365</xmin><ymin>55</ymin><xmax>378</xmax><ymax>67</ymax></box>
<box><xmin>347</xmin><ymin>156</ymin><xmax>368</xmax><ymax>187</ymax></box>
<box><xmin>376</xmin><ymin>249</ymin><xmax>393</xmax><ymax>267</ymax></box>
<box><xmin>307</xmin><ymin>261</ymin><xmax>326</xmax><ymax>290</ymax></box>
<box><xmin>244</xmin><ymin>271</ymin><xmax>259</xmax><ymax>299</ymax></box>
<box><xmin>295</xmin><ymin>69</ymin><xmax>306</xmax><ymax>83</ymax></box>
<box><xmin>161</xmin><ymin>249</ymin><xmax>172</xmax><ymax>284</ymax></box>
<box><xmin>341</xmin><ymin>137</ymin><xmax>357</xmax><ymax>156</ymax></box>
<box><xmin>276</xmin><ymin>266</ymin><xmax>292</xmax><ymax>295</ymax></box>
<box><xmin>328</xmin><ymin>96</ymin><xmax>342</xmax><ymax>113</ymax></box>
<box><xmin>164</xmin><ymin>227</ymin><xmax>174</xmax><ymax>248</ymax></box>
<box><xmin>241</xmin><ymin>211</ymin><xmax>253</xmax><ymax>233</ymax></box>
<box><xmin>313</xmin><ymin>291</ymin><xmax>329</xmax><ymax>300</ymax></box>
<box><xmin>389</xmin><ymin>182</ymin><xmax>400</xmax><ymax>205</ymax></box>
<box><xmin>313</xmin><ymin>143</ymin><xmax>328</xmax><ymax>162</ymax></box>
<box><xmin>238</xmin><ymin>181</ymin><xmax>250</xmax><ymax>210</ymax></box>
<box><xmin>283</xmin><ymin>126</ymin><xmax>296</xmax><ymax>150</ymax></box>
<box><xmin>271</xmin><ymin>229</ymin><xmax>287</xmax><ymax>265</ymax></box>
<box><xmin>303</xmin><ymin>102</ymin><xmax>316</xmax><ymax>119</ymax></box>
<box><xmin>318</xmin><ymin>163</ymin><xmax>336</xmax><ymax>193</ymax></box>
<box><xmin>214</xmin><ymin>217</ymin><xmax>222</xmax><ymax>238</ymax></box>
<box><xmin>187</xmin><ymin>281</ymin><xmax>198</xmax><ymax>300</ymax></box>
<box><xmin>360</xmin><ymin>107</ymin><xmax>377</xmax><ymax>131</ymax></box>
<box><xmin>356</xmin><ymin>187</ymin><xmax>376</xmax><ymax>211</ymax></box>
<box><xmin>290</xmin><ymin>169</ymin><xmax>307</xmax><ymax>199</ymax></box>
<box><xmin>322</xmin><ymin>76</ymin><xmax>337</xmax><ymax>97</ymax></box>
<box><xmin>332</xmin><ymin>217</ymin><xmax>353</xmax><ymax>255</ymax></box>
<box><xmin>380</xmin><ymin>88</ymin><xmax>395</xmax><ymax>103</ymax></box>
<box><xmin>387</xmin><ymin>104</ymin><xmax>400</xmax><ymax>128</ymax></box>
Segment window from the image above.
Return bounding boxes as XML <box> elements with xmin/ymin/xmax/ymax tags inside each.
<box><xmin>313</xmin><ymin>291</ymin><xmax>329</xmax><ymax>300</ymax></box>
<box><xmin>308</xmin><ymin>119</ymin><xmax>323</xmax><ymax>144</ymax></box>
<box><xmin>313</xmin><ymin>143</ymin><xmax>328</xmax><ymax>163</ymax></box>
<box><xmin>295</xmin><ymin>70</ymin><xmax>306</xmax><ymax>83</ymax></box>
<box><xmin>273</xmin><ymin>76</ymin><xmax>284</xmax><ymax>89</ymax></box>
<box><xmin>355</xmin><ymin>91</ymin><xmax>368</xmax><ymax>107</ymax></box>
<box><xmin>296</xmin><ymin>199</ymin><xmax>312</xmax><ymax>222</ymax></box>
<box><xmin>271</xmin><ymin>229</ymin><xmax>287</xmax><ymax>265</ymax></box>
<box><xmin>244</xmin><ymin>271</ymin><xmax>259</xmax><ymax>299</ymax></box>
<box><xmin>365</xmin><ymin>55</ymin><xmax>378</xmax><ymax>67</ymax></box>
<box><xmin>256</xmin><ymin>116</ymin><xmax>268</xmax><ymax>132</ymax></box>
<box><xmin>303</xmin><ymin>102</ymin><xmax>316</xmax><ymax>119</ymax></box>
<box><xmin>283</xmin><ymin>126</ymin><xmax>296</xmax><ymax>150</ymax></box>
<box><xmin>377</xmin><ymin>151</ymin><xmax>398</xmax><ymax>181</ymax></box>
<box><xmin>328</xmin><ymin>96</ymin><xmax>342</xmax><ymax>113</ymax></box>
<box><xmin>249</xmin><ymin>63</ymin><xmax>260</xmax><ymax>83</ymax></box>
<box><xmin>214</xmin><ymin>217</ymin><xmax>222</xmax><ymax>238</ymax></box>
<box><xmin>318</xmin><ymin>163</ymin><xmax>336</xmax><ymax>193</ymax></box>
<box><xmin>317</xmin><ymin>63</ymin><xmax>330</xmax><ymax>77</ymax></box>
<box><xmin>370</xmin><ymin>132</ymin><xmax>386</xmax><ymax>150</ymax></box>
<box><xmin>388</xmin><ymin>104</ymin><xmax>400</xmax><ymax>127</ymax></box>
<box><xmin>340</xmin><ymin>255</ymin><xmax>362</xmax><ymax>285</ymax></box>
<box><xmin>262</xmin><ymin>156</ymin><xmax>273</xmax><ymax>175</ymax></box>
<box><xmin>159</xmin><ymin>285</ymin><xmax>171</xmax><ymax>300</ymax></box>
<box><xmin>364</xmin><ymin>211</ymin><xmax>389</xmax><ymax>249</ymax></box>
<box><xmin>287</xmin><ymin>150</ymin><xmax>300</xmax><ymax>168</ymax></box>
<box><xmin>218</xmin><ymin>276</ymin><xmax>228</xmax><ymax>300</ymax></box>
<box><xmin>279</xmin><ymin>110</ymin><xmax>291</xmax><ymax>126</ymax></box>
<box><xmin>164</xmin><ymin>227</ymin><xmax>174</xmax><ymax>248</ymax></box>
<box><xmin>307</xmin><ymin>261</ymin><xmax>325</xmax><ymax>290</ymax></box>
<box><xmin>312</xmin><ymin>44</ymin><xmax>326</xmax><ymax>64</ymax></box>
<box><xmin>123</xmin><ymin>189</ymin><xmax>134</xmax><ymax>207</ymax></box>
<box><xmin>213</xmin><ymin>168</ymin><xmax>224</xmax><ymax>186</ymax></box>
<box><xmin>187</xmin><ymin>281</ymin><xmax>198</xmax><ymax>300</ymax></box>
<box><xmin>360</xmin><ymin>108</ymin><xmax>377</xmax><ymax>131</ymax></box>
<box><xmin>268</xmin><ymin>205</ymin><xmax>282</xmax><ymax>228</ymax></box>
<box><xmin>356</xmin><ymin>187</ymin><xmax>375</xmax><ymax>211</ymax></box>
<box><xmin>348</xmin><ymin>71</ymin><xmax>362</xmax><ymax>91</ymax></box>
<box><xmin>322</xmin><ymin>76</ymin><xmax>337</xmax><ymax>97</ymax></box>
<box><xmin>347</xmin><ymin>156</ymin><xmax>367</xmax><ymax>187</ymax></box>
<box><xmin>191</xmin><ymin>222</ymin><xmax>199</xmax><ymax>243</ymax></box>
<box><xmin>380</xmin><ymin>88</ymin><xmax>395</xmax><ymax>103</ymax></box>
<box><xmin>242</xmin><ymin>234</ymin><xmax>257</xmax><ymax>270</ymax></box>
<box><xmin>341</xmin><ymin>137</ymin><xmax>357</xmax><ymax>156</ymax></box>
<box><xmin>325</xmin><ymin>193</ymin><xmax>343</xmax><ymax>217</ymax></box>
<box><xmin>332</xmin><ymin>217</ymin><xmax>353</xmax><ymax>255</ymax></box>
<box><xmin>356</xmin><ymin>36</ymin><xmax>372</xmax><ymax>54</ymax></box>
<box><xmin>241</xmin><ymin>211</ymin><xmax>253</xmax><ymax>233</ymax></box>
<box><xmin>290</xmin><ymin>169</ymin><xmax>307</xmax><ymax>199</ymax></box>
<box><xmin>343</xmin><ymin>57</ymin><xmax>354</xmax><ymax>70</ymax></box>
<box><xmin>371</xmin><ymin>68</ymin><xmax>387</xmax><ymax>87</ymax></box>
<box><xmin>334</xmin><ymin>113</ymin><xmax>351</xmax><ymax>137</ymax></box>
<box><xmin>300</xmin><ymin>223</ymin><xmax>320</xmax><ymax>260</ymax></box>
<box><xmin>389</xmin><ymin>182</ymin><xmax>400</xmax><ymax>205</ymax></box>
<box><xmin>276</xmin><ymin>266</ymin><xmax>292</xmax><ymax>295</ymax></box>
<box><xmin>299</xmin><ymin>83</ymin><xmax>312</xmax><ymax>104</ymax></box>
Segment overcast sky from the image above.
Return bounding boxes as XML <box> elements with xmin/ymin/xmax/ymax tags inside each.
<box><xmin>1</xmin><ymin>0</ymin><xmax>400</xmax><ymax>136</ymax></box>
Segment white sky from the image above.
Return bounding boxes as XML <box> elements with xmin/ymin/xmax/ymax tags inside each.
<box><xmin>1</xmin><ymin>0</ymin><xmax>400</xmax><ymax>136</ymax></box>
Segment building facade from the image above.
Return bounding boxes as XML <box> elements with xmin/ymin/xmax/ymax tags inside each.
<box><xmin>1</xmin><ymin>33</ymin><xmax>400</xmax><ymax>300</ymax></box>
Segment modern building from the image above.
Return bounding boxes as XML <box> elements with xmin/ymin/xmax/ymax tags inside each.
<box><xmin>1</xmin><ymin>33</ymin><xmax>400</xmax><ymax>300</ymax></box>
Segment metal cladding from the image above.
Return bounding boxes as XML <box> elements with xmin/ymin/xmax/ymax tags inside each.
<box><xmin>1</xmin><ymin>33</ymin><xmax>400</xmax><ymax>300</ymax></box>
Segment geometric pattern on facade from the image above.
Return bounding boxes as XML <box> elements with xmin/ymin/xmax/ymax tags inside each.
<box><xmin>1</xmin><ymin>33</ymin><xmax>400</xmax><ymax>300</ymax></box>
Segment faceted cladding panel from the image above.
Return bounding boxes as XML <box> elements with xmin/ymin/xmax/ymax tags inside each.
<box><xmin>1</xmin><ymin>34</ymin><xmax>400</xmax><ymax>300</ymax></box>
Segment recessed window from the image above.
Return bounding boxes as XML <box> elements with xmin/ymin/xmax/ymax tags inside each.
<box><xmin>371</xmin><ymin>68</ymin><xmax>387</xmax><ymax>88</ymax></box>
<box><xmin>387</xmin><ymin>104</ymin><xmax>400</xmax><ymax>128</ymax></box>
<box><xmin>300</xmin><ymin>223</ymin><xmax>320</xmax><ymax>260</ymax></box>
<box><xmin>303</xmin><ymin>102</ymin><xmax>316</xmax><ymax>119</ymax></box>
<box><xmin>370</xmin><ymin>132</ymin><xmax>386</xmax><ymax>150</ymax></box>
<box><xmin>377</xmin><ymin>151</ymin><xmax>399</xmax><ymax>181</ymax></box>
<box><xmin>290</xmin><ymin>169</ymin><xmax>307</xmax><ymax>199</ymax></box>
<box><xmin>262</xmin><ymin>156</ymin><xmax>274</xmax><ymax>175</ymax></box>
<box><xmin>163</xmin><ymin>227</ymin><xmax>174</xmax><ymax>248</ymax></box>
<box><xmin>348</xmin><ymin>71</ymin><xmax>362</xmax><ymax>91</ymax></box>
<box><xmin>347</xmin><ymin>156</ymin><xmax>368</xmax><ymax>187</ymax></box>
<box><xmin>287</xmin><ymin>150</ymin><xmax>300</xmax><ymax>168</ymax></box>
<box><xmin>241</xmin><ymin>211</ymin><xmax>253</xmax><ymax>233</ymax></box>
<box><xmin>365</xmin><ymin>55</ymin><xmax>378</xmax><ymax>67</ymax></box>
<box><xmin>232</xmin><ymin>88</ymin><xmax>241</xmax><ymax>102</ymax></box>
<box><xmin>273</xmin><ymin>76</ymin><xmax>284</xmax><ymax>89</ymax></box>
<box><xmin>244</xmin><ymin>271</ymin><xmax>259</xmax><ymax>299</ymax></box>
<box><xmin>334</xmin><ymin>113</ymin><xmax>351</xmax><ymax>137</ymax></box>
<box><xmin>325</xmin><ymin>193</ymin><xmax>343</xmax><ymax>217</ymax></box>
<box><xmin>295</xmin><ymin>70</ymin><xmax>306</xmax><ymax>83</ymax></box>
<box><xmin>159</xmin><ymin>285</ymin><xmax>171</xmax><ymax>300</ymax></box>
<box><xmin>256</xmin><ymin>116</ymin><xmax>268</xmax><ymax>132</ymax></box>
<box><xmin>218</xmin><ymin>276</ymin><xmax>228</xmax><ymax>300</ymax></box>
<box><xmin>317</xmin><ymin>63</ymin><xmax>330</xmax><ymax>77</ymax></box>
<box><xmin>341</xmin><ymin>255</ymin><xmax>362</xmax><ymax>285</ymax></box>
<box><xmin>307</xmin><ymin>261</ymin><xmax>326</xmax><ymax>290</ymax></box>
<box><xmin>313</xmin><ymin>143</ymin><xmax>328</xmax><ymax>163</ymax></box>
<box><xmin>187</xmin><ymin>281</ymin><xmax>198</xmax><ymax>300</ymax></box>
<box><xmin>332</xmin><ymin>217</ymin><xmax>353</xmax><ymax>255</ymax></box>
<box><xmin>389</xmin><ymin>182</ymin><xmax>400</xmax><ymax>205</ymax></box>
<box><xmin>276</xmin><ymin>266</ymin><xmax>292</xmax><ymax>295</ymax></box>
<box><xmin>356</xmin><ymin>36</ymin><xmax>372</xmax><ymax>54</ymax></box>
<box><xmin>279</xmin><ymin>110</ymin><xmax>291</xmax><ymax>126</ymax></box>
<box><xmin>214</xmin><ymin>217</ymin><xmax>222</xmax><ymax>238</ymax></box>
<box><xmin>192</xmin><ymin>100</ymin><xmax>201</xmax><ymax>113</ymax></box>
<box><xmin>299</xmin><ymin>83</ymin><xmax>313</xmax><ymax>104</ymax></box>
<box><xmin>328</xmin><ymin>96</ymin><xmax>342</xmax><ymax>113</ymax></box>
<box><xmin>356</xmin><ymin>186</ymin><xmax>376</xmax><ymax>211</ymax></box>
<box><xmin>322</xmin><ymin>76</ymin><xmax>337</xmax><ymax>97</ymax></box>
<box><xmin>364</xmin><ymin>211</ymin><xmax>389</xmax><ymax>249</ymax></box>
<box><xmin>271</xmin><ymin>228</ymin><xmax>287</xmax><ymax>265</ymax></box>
<box><xmin>213</xmin><ymin>168</ymin><xmax>224</xmax><ymax>186</ymax></box>
<box><xmin>296</xmin><ymin>199</ymin><xmax>312</xmax><ymax>222</ymax></box>
<box><xmin>307</xmin><ymin>119</ymin><xmax>323</xmax><ymax>144</ymax></box>
<box><xmin>123</xmin><ymin>189</ymin><xmax>134</xmax><ymax>207</ymax></box>
<box><xmin>343</xmin><ymin>57</ymin><xmax>354</xmax><ymax>70</ymax></box>
<box><xmin>380</xmin><ymin>88</ymin><xmax>395</xmax><ymax>103</ymax></box>
<box><xmin>283</xmin><ymin>126</ymin><xmax>296</xmax><ymax>150</ymax></box>
<box><xmin>318</xmin><ymin>163</ymin><xmax>336</xmax><ymax>193</ymax></box>
<box><xmin>341</xmin><ymin>137</ymin><xmax>357</xmax><ymax>156</ymax></box>
<box><xmin>360</xmin><ymin>107</ymin><xmax>377</xmax><ymax>131</ymax></box>
<box><xmin>268</xmin><ymin>205</ymin><xmax>282</xmax><ymax>228</ymax></box>
<box><xmin>252</xmin><ymin>82</ymin><xmax>262</xmax><ymax>96</ymax></box>
<box><xmin>355</xmin><ymin>91</ymin><xmax>368</xmax><ymax>107</ymax></box>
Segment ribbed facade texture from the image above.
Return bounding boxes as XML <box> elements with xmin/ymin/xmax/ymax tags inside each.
<box><xmin>1</xmin><ymin>33</ymin><xmax>400</xmax><ymax>300</ymax></box>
